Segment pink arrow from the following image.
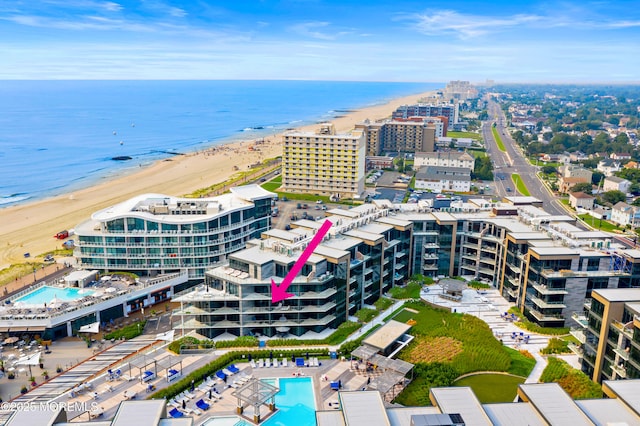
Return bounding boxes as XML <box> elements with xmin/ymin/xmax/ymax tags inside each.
<box><xmin>271</xmin><ymin>219</ymin><xmax>333</xmax><ymax>303</ymax></box>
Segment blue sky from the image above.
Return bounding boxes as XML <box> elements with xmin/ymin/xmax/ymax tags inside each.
<box><xmin>2</xmin><ymin>0</ymin><xmax>640</xmax><ymax>82</ymax></box>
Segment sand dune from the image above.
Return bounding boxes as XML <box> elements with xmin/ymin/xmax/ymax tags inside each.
<box><xmin>0</xmin><ymin>90</ymin><xmax>438</xmax><ymax>270</ymax></box>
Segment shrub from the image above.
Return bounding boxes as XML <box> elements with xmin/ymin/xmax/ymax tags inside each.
<box><xmin>541</xmin><ymin>338</ymin><xmax>571</xmax><ymax>354</ymax></box>
<box><xmin>104</xmin><ymin>320</ymin><xmax>146</xmax><ymax>340</ymax></box>
<box><xmin>389</xmin><ymin>282</ymin><xmax>422</xmax><ymax>299</ymax></box>
<box><xmin>167</xmin><ymin>336</ymin><xmax>200</xmax><ymax>354</ymax></box>
<box><xmin>355</xmin><ymin>308</ymin><xmax>378</xmax><ymax>323</ymax></box>
<box><xmin>508</xmin><ymin>307</ymin><xmax>569</xmax><ymax>335</ymax></box>
<box><xmin>215</xmin><ymin>336</ymin><xmax>258</xmax><ymax>348</ymax></box>
<box><xmin>468</xmin><ymin>280</ymin><xmax>491</xmax><ymax>289</ymax></box>
<box><xmin>374</xmin><ymin>297</ymin><xmax>394</xmax><ymax>311</ymax></box>
<box><xmin>540</xmin><ymin>357</ymin><xmax>602</xmax><ymax>399</ymax></box>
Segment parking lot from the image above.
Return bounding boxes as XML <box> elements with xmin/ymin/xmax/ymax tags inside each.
<box><xmin>270</xmin><ymin>198</ymin><xmax>336</xmax><ymax>230</ymax></box>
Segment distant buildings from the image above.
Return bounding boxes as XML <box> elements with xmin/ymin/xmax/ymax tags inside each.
<box><xmin>603</xmin><ymin>176</ymin><xmax>631</xmax><ymax>193</ymax></box>
<box><xmin>569</xmin><ymin>192</ymin><xmax>595</xmax><ymax>210</ymax></box>
<box><xmin>281</xmin><ymin>124</ymin><xmax>366</xmax><ymax>199</ymax></box>
<box><xmin>413</xmin><ymin>151</ymin><xmax>475</xmax><ymax>171</ymax></box>
<box><xmin>355</xmin><ymin>119</ymin><xmax>437</xmax><ymax>156</ymax></box>
<box><xmin>414</xmin><ymin>166</ymin><xmax>471</xmax><ymax>193</ymax></box>
<box><xmin>610</xmin><ymin>202</ymin><xmax>640</xmax><ymax>228</ymax></box>
<box><xmin>597</xmin><ymin>159</ymin><xmax>622</xmax><ymax>177</ymax></box>
<box><xmin>392</xmin><ymin>103</ymin><xmax>458</xmax><ymax>130</ymax></box>
<box><xmin>443</xmin><ymin>80</ymin><xmax>478</xmax><ymax>101</ymax></box>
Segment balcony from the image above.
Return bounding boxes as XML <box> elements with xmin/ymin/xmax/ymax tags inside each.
<box><xmin>567</xmin><ymin>342</ymin><xmax>583</xmax><ymax>357</ymax></box>
<box><xmin>612</xmin><ymin>364</ymin><xmax>627</xmax><ymax>379</ymax></box>
<box><xmin>612</xmin><ymin>320</ymin><xmax>634</xmax><ymax>339</ymax></box>
<box><xmin>423</xmin><ymin>242</ymin><xmax>439</xmax><ymax>249</ymax></box>
<box><xmin>571</xmin><ymin>312</ymin><xmax>589</xmax><ymax>328</ymax></box>
<box><xmin>528</xmin><ymin>309</ymin><xmax>565</xmax><ymax>323</ymax></box>
<box><xmin>570</xmin><ymin>328</ymin><xmax>586</xmax><ymax>344</ymax></box>
<box><xmin>531</xmin><ymin>283</ymin><xmax>569</xmax><ymax>296</ymax></box>
<box><xmin>614</xmin><ymin>346</ymin><xmax>631</xmax><ymax>361</ymax></box>
<box><xmin>422</xmin><ymin>263</ymin><xmax>438</xmax><ymax>270</ymax></box>
<box><xmin>531</xmin><ymin>296</ymin><xmax>566</xmax><ymax>310</ymax></box>
<box><xmin>424</xmin><ymin>253</ymin><xmax>439</xmax><ymax>260</ymax></box>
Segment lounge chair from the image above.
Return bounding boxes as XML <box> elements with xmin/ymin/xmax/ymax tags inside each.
<box><xmin>195</xmin><ymin>399</ymin><xmax>210</xmax><ymax>411</ymax></box>
<box><xmin>296</xmin><ymin>358</ymin><xmax>305</xmax><ymax>368</ymax></box>
<box><xmin>258</xmin><ymin>359</ymin><xmax>264</xmax><ymax>368</ymax></box>
<box><xmin>142</xmin><ymin>370</ymin><xmax>155</xmax><ymax>382</ymax></box>
<box><xmin>266</xmin><ymin>358</ymin><xmax>272</xmax><ymax>368</ymax></box>
<box><xmin>250</xmin><ymin>360</ymin><xmax>257</xmax><ymax>368</ymax></box>
<box><xmin>228</xmin><ymin>364</ymin><xmax>240</xmax><ymax>374</ymax></box>
<box><xmin>222</xmin><ymin>368</ymin><xmax>234</xmax><ymax>376</ymax></box>
<box><xmin>330</xmin><ymin>381</ymin><xmax>340</xmax><ymax>391</ymax></box>
<box><xmin>168</xmin><ymin>408</ymin><xmax>184</xmax><ymax>418</ymax></box>
<box><xmin>215</xmin><ymin>370</ymin><xmax>227</xmax><ymax>381</ymax></box>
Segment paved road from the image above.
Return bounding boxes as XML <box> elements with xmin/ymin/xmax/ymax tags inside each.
<box><xmin>483</xmin><ymin>98</ymin><xmax>568</xmax><ymax>217</ymax></box>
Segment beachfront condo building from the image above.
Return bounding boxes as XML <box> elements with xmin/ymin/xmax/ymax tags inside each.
<box><xmin>73</xmin><ymin>185</ymin><xmax>276</xmax><ymax>280</ymax></box>
<box><xmin>577</xmin><ymin>288</ymin><xmax>640</xmax><ymax>383</ymax></box>
<box><xmin>173</xmin><ymin>205</ymin><xmax>412</xmax><ymax>339</ymax></box>
<box><xmin>281</xmin><ymin>124</ymin><xmax>366</xmax><ymax>199</ymax></box>
<box><xmin>355</xmin><ymin>119</ymin><xmax>438</xmax><ymax>156</ymax></box>
<box><xmin>392</xmin><ymin>103</ymin><xmax>458</xmax><ymax>130</ymax></box>
<box><xmin>171</xmin><ymin>197</ymin><xmax>640</xmax><ymax>340</ymax></box>
<box><xmin>413</xmin><ymin>151</ymin><xmax>475</xmax><ymax>171</ymax></box>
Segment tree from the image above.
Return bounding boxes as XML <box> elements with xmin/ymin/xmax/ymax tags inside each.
<box><xmin>541</xmin><ymin>165</ymin><xmax>557</xmax><ymax>175</ymax></box>
<box><xmin>571</xmin><ymin>182</ymin><xmax>594</xmax><ymax>194</ymax></box>
<box><xmin>602</xmin><ymin>190</ymin><xmax>626</xmax><ymax>205</ymax></box>
<box><xmin>591</xmin><ymin>171</ymin><xmax>604</xmax><ymax>186</ymax></box>
<box><xmin>472</xmin><ymin>156</ymin><xmax>494</xmax><ymax>181</ymax></box>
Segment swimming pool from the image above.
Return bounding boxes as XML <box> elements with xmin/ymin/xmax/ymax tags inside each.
<box><xmin>202</xmin><ymin>377</ymin><xmax>316</xmax><ymax>426</ymax></box>
<box><xmin>264</xmin><ymin>377</ymin><xmax>316</xmax><ymax>426</ymax></box>
<box><xmin>16</xmin><ymin>286</ymin><xmax>94</xmax><ymax>305</ymax></box>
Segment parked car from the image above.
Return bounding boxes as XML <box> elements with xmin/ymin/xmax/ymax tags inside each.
<box><xmin>44</xmin><ymin>254</ymin><xmax>54</xmax><ymax>262</ymax></box>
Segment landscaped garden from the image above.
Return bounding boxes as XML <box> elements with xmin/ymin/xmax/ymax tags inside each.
<box><xmin>454</xmin><ymin>373</ymin><xmax>526</xmax><ymax>403</ymax></box>
<box><xmin>390</xmin><ymin>301</ymin><xmax>535</xmax><ymax>406</ymax></box>
<box><xmin>540</xmin><ymin>357</ymin><xmax>602</xmax><ymax>399</ymax></box>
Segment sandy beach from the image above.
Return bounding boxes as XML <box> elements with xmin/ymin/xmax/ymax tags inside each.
<box><xmin>0</xmin><ymin>89</ymin><xmax>438</xmax><ymax>270</ymax></box>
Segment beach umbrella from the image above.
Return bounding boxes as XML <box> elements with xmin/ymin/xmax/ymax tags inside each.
<box><xmin>4</xmin><ymin>337</ymin><xmax>18</xmax><ymax>345</ymax></box>
<box><xmin>79</xmin><ymin>322</ymin><xmax>100</xmax><ymax>334</ymax></box>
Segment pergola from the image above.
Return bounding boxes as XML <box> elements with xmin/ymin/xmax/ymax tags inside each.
<box><xmin>231</xmin><ymin>377</ymin><xmax>279</xmax><ymax>424</ymax></box>
<box><xmin>156</xmin><ymin>355</ymin><xmax>183</xmax><ymax>382</ymax></box>
<box><xmin>129</xmin><ymin>354</ymin><xmax>158</xmax><ymax>382</ymax></box>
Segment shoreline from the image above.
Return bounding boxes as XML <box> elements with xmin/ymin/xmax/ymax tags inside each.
<box><xmin>0</xmin><ymin>88</ymin><xmax>440</xmax><ymax>270</ymax></box>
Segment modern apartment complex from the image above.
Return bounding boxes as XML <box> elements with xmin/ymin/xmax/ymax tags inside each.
<box><xmin>74</xmin><ymin>185</ymin><xmax>276</xmax><ymax>280</ymax></box>
<box><xmin>281</xmin><ymin>125</ymin><xmax>366</xmax><ymax>199</ymax></box>
<box><xmin>172</xmin><ymin>195</ymin><xmax>640</xmax><ymax>341</ymax></box>
<box><xmin>173</xmin><ymin>205</ymin><xmax>411</xmax><ymax>339</ymax></box>
<box><xmin>392</xmin><ymin>103</ymin><xmax>458</xmax><ymax>130</ymax></box>
<box><xmin>578</xmin><ymin>288</ymin><xmax>640</xmax><ymax>383</ymax></box>
<box><xmin>355</xmin><ymin>119</ymin><xmax>438</xmax><ymax>156</ymax></box>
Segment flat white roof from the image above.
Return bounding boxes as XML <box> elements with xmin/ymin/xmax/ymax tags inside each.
<box><xmin>316</xmin><ymin>410</ymin><xmax>347</xmax><ymax>426</ymax></box>
<box><xmin>576</xmin><ymin>398</ymin><xmax>640</xmax><ymax>426</ymax></box>
<box><xmin>482</xmin><ymin>402</ymin><xmax>547</xmax><ymax>426</ymax></box>
<box><xmin>363</xmin><ymin>320</ymin><xmax>412</xmax><ymax>351</ymax></box>
<box><xmin>430</xmin><ymin>387</ymin><xmax>492</xmax><ymax>426</ymax></box>
<box><xmin>603</xmin><ymin>379</ymin><xmax>640</xmax><ymax>416</ymax></box>
<box><xmin>519</xmin><ymin>383</ymin><xmax>593</xmax><ymax>426</ymax></box>
<box><xmin>111</xmin><ymin>400</ymin><xmax>165</xmax><ymax>426</ymax></box>
<box><xmin>339</xmin><ymin>391</ymin><xmax>390</xmax><ymax>426</ymax></box>
<box><xmin>230</xmin><ymin>184</ymin><xmax>277</xmax><ymax>200</ymax></box>
<box><xmin>593</xmin><ymin>288</ymin><xmax>640</xmax><ymax>303</ymax></box>
<box><xmin>385</xmin><ymin>407</ymin><xmax>440</xmax><ymax>426</ymax></box>
<box><xmin>65</xmin><ymin>269</ymin><xmax>99</xmax><ymax>281</ymax></box>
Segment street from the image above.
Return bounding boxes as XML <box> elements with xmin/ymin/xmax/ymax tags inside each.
<box><xmin>483</xmin><ymin>98</ymin><xmax>568</xmax><ymax>217</ymax></box>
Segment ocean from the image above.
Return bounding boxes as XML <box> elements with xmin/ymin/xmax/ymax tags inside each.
<box><xmin>0</xmin><ymin>80</ymin><xmax>442</xmax><ymax>207</ymax></box>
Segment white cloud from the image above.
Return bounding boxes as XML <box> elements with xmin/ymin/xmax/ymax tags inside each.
<box><xmin>289</xmin><ymin>21</ymin><xmax>336</xmax><ymax>40</ymax></box>
<box><xmin>407</xmin><ymin>10</ymin><xmax>542</xmax><ymax>39</ymax></box>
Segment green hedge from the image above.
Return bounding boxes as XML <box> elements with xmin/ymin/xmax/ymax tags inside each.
<box><xmin>355</xmin><ymin>308</ymin><xmax>378</xmax><ymax>323</ymax></box>
<box><xmin>541</xmin><ymin>338</ymin><xmax>571</xmax><ymax>355</ymax></box>
<box><xmin>104</xmin><ymin>320</ymin><xmax>146</xmax><ymax>340</ymax></box>
<box><xmin>216</xmin><ymin>336</ymin><xmax>259</xmax><ymax>348</ymax></box>
<box><xmin>540</xmin><ymin>357</ymin><xmax>602</xmax><ymax>399</ymax></box>
<box><xmin>148</xmin><ymin>348</ymin><xmax>329</xmax><ymax>400</ymax></box>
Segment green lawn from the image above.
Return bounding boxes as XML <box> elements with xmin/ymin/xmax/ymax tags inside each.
<box><xmin>511</xmin><ymin>173</ymin><xmax>531</xmax><ymax>196</ymax></box>
<box><xmin>491</xmin><ymin>126</ymin><xmax>507</xmax><ymax>152</ymax></box>
<box><xmin>389</xmin><ymin>281</ymin><xmax>422</xmax><ymax>299</ymax></box>
<box><xmin>447</xmin><ymin>131</ymin><xmax>483</xmax><ymax>141</ymax></box>
<box><xmin>392</xmin><ymin>301</ymin><xmax>536</xmax><ymax>406</ymax></box>
<box><xmin>468</xmin><ymin>150</ymin><xmax>488</xmax><ymax>159</ymax></box>
<box><xmin>578</xmin><ymin>214</ymin><xmax>622</xmax><ymax>232</ymax></box>
<box><xmin>454</xmin><ymin>374</ymin><xmax>526</xmax><ymax>403</ymax></box>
